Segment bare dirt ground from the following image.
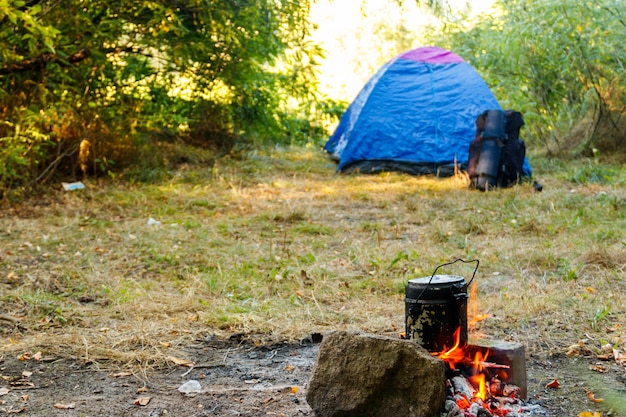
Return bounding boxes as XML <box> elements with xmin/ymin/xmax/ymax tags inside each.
<box><xmin>2</xmin><ymin>332</ymin><xmax>625</xmax><ymax>417</ymax></box>
<box><xmin>0</xmin><ymin>335</ymin><xmax>318</xmax><ymax>417</ymax></box>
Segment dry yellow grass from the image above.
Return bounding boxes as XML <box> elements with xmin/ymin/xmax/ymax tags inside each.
<box><xmin>1</xmin><ymin>147</ymin><xmax>625</xmax><ymax>370</ymax></box>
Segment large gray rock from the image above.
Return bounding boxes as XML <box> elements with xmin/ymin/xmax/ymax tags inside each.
<box><xmin>306</xmin><ymin>331</ymin><xmax>446</xmax><ymax>417</ymax></box>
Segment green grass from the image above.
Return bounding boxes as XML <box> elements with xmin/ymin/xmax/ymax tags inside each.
<box><xmin>0</xmin><ymin>147</ymin><xmax>625</xmax><ymax>367</ymax></box>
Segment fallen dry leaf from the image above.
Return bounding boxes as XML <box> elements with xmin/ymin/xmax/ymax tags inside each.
<box><xmin>166</xmin><ymin>355</ymin><xmax>194</xmax><ymax>367</ymax></box>
<box><xmin>21</xmin><ymin>371</ymin><xmax>32</xmax><ymax>378</ymax></box>
<box><xmin>578</xmin><ymin>412</ymin><xmax>601</xmax><ymax>417</ymax></box>
<box><xmin>584</xmin><ymin>388</ymin><xmax>604</xmax><ymax>403</ymax></box>
<box><xmin>137</xmin><ymin>386</ymin><xmax>148</xmax><ymax>393</ymax></box>
<box><xmin>589</xmin><ymin>364</ymin><xmax>607</xmax><ymax>373</ymax></box>
<box><xmin>284</xmin><ymin>364</ymin><xmax>295</xmax><ymax>372</ymax></box>
<box><xmin>20</xmin><ymin>394</ymin><xmax>28</xmax><ymax>401</ymax></box>
<box><xmin>6</xmin><ymin>407</ymin><xmax>26</xmax><ymax>414</ymax></box>
<box><xmin>607</xmin><ymin>324</ymin><xmax>622</xmax><ymax>333</ymax></box>
<box><xmin>566</xmin><ymin>344</ymin><xmax>581</xmax><ymax>357</ymax></box>
<box><xmin>545</xmin><ymin>379</ymin><xmax>560</xmax><ymax>389</ymax></box>
<box><xmin>16</xmin><ymin>353</ymin><xmax>31</xmax><ymax>361</ymax></box>
<box><xmin>133</xmin><ymin>397</ymin><xmax>151</xmax><ymax>406</ymax></box>
<box><xmin>32</xmin><ymin>352</ymin><xmax>42</xmax><ymax>361</ymax></box>
<box><xmin>53</xmin><ymin>403</ymin><xmax>76</xmax><ymax>409</ymax></box>
<box><xmin>566</xmin><ymin>340</ymin><xmax>595</xmax><ymax>357</ymax></box>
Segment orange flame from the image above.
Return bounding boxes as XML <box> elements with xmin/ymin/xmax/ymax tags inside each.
<box><xmin>435</xmin><ymin>328</ymin><xmax>494</xmax><ymax>404</ymax></box>
<box><xmin>433</xmin><ymin>315</ymin><xmax>516</xmax><ymax>414</ymax></box>
<box><xmin>470</xmin><ymin>349</ymin><xmax>490</xmax><ymax>401</ymax></box>
<box><xmin>434</xmin><ymin>327</ymin><xmax>465</xmax><ymax>370</ymax></box>
<box><xmin>470</xmin><ymin>373</ymin><xmax>487</xmax><ymax>401</ymax></box>
<box><xmin>473</xmin><ymin>349</ymin><xmax>489</xmax><ymax>372</ymax></box>
<box><xmin>467</xmin><ymin>283</ymin><xmax>492</xmax><ymax>336</ymax></box>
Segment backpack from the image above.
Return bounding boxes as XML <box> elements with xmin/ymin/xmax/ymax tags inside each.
<box><xmin>468</xmin><ymin>109</ymin><xmax>527</xmax><ymax>191</ymax></box>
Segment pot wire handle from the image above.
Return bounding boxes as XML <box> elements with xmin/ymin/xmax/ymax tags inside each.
<box><xmin>415</xmin><ymin>258</ymin><xmax>480</xmax><ymax>303</ymax></box>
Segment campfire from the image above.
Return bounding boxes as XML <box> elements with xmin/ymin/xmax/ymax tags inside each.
<box><xmin>433</xmin><ymin>328</ymin><xmax>532</xmax><ymax>417</ymax></box>
<box><xmin>404</xmin><ymin>261</ymin><xmax>543</xmax><ymax>417</ymax></box>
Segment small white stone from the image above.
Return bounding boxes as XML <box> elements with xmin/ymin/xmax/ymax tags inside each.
<box><xmin>178</xmin><ymin>380</ymin><xmax>202</xmax><ymax>396</ymax></box>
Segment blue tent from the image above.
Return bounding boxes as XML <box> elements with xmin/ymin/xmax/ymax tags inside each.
<box><xmin>324</xmin><ymin>46</ymin><xmax>532</xmax><ymax>177</ymax></box>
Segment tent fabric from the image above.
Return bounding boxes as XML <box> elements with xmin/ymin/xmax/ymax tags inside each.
<box><xmin>324</xmin><ymin>46</ymin><xmax>532</xmax><ymax>177</ymax></box>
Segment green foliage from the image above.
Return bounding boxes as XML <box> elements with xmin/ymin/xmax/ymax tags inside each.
<box><xmin>557</xmin><ymin>258</ymin><xmax>578</xmax><ymax>282</ymax></box>
<box><xmin>570</xmin><ymin>162</ymin><xmax>618</xmax><ymax>185</ymax></box>
<box><xmin>424</xmin><ymin>0</ymin><xmax>626</xmax><ymax>158</ymax></box>
<box><xmin>592</xmin><ymin>306</ymin><xmax>611</xmax><ymax>330</ymax></box>
<box><xmin>0</xmin><ymin>0</ymin><xmax>333</xmax><ymax>192</ymax></box>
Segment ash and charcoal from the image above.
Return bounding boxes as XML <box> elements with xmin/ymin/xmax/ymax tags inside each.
<box><xmin>443</xmin><ymin>399</ymin><xmax>546</xmax><ymax>417</ymax></box>
<box><xmin>442</xmin><ymin>373</ymin><xmax>547</xmax><ymax>417</ymax></box>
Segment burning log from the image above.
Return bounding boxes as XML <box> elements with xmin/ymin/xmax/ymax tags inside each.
<box><xmin>451</xmin><ymin>375</ymin><xmax>476</xmax><ymax>400</ymax></box>
<box><xmin>446</xmin><ymin>375</ymin><xmax>531</xmax><ymax>417</ymax></box>
<box><xmin>467</xmin><ymin>340</ymin><xmax>527</xmax><ymax>400</ymax></box>
<box><xmin>436</xmin><ymin>338</ymin><xmax>527</xmax><ymax>400</ymax></box>
<box><xmin>487</xmin><ymin>377</ymin><xmax>521</xmax><ymax>398</ymax></box>
<box><xmin>480</xmin><ymin>361</ymin><xmax>511</xmax><ymax>369</ymax></box>
<box><xmin>488</xmin><ymin>377</ymin><xmax>504</xmax><ymax>396</ymax></box>
<box><xmin>438</xmin><ymin>339</ymin><xmax>527</xmax><ymax>417</ymax></box>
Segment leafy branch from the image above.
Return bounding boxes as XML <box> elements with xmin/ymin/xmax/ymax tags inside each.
<box><xmin>0</xmin><ymin>48</ymin><xmax>91</xmax><ymax>75</ymax></box>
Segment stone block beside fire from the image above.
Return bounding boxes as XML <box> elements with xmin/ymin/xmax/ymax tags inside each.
<box><xmin>306</xmin><ymin>331</ymin><xmax>446</xmax><ymax>417</ymax></box>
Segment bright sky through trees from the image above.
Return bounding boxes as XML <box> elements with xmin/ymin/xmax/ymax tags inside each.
<box><xmin>310</xmin><ymin>0</ymin><xmax>497</xmax><ymax>102</ymax></box>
